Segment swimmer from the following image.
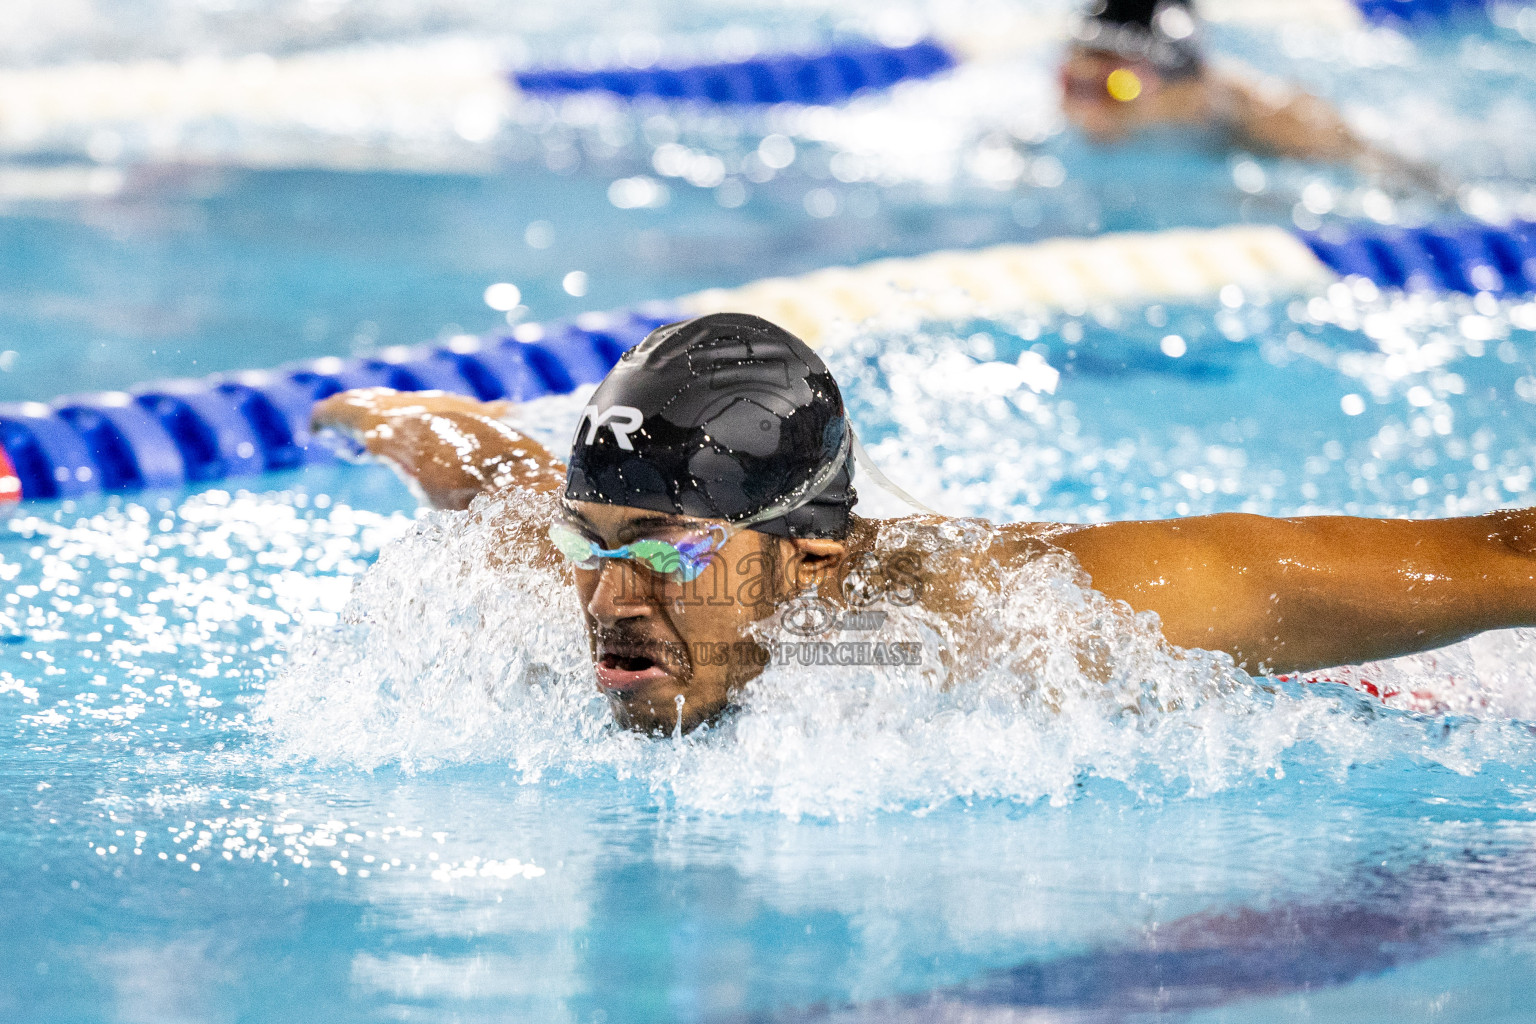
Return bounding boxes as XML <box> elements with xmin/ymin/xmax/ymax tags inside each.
<box><xmin>1061</xmin><ymin>0</ymin><xmax>1445</xmax><ymax>190</ymax></box>
<box><xmin>313</xmin><ymin>312</ymin><xmax>1536</xmax><ymax>733</ymax></box>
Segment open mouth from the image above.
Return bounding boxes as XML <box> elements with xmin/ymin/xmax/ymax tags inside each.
<box><xmin>594</xmin><ymin>647</ymin><xmax>673</xmax><ymax>693</ymax></box>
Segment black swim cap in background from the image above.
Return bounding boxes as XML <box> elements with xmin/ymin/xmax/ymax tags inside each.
<box><xmin>1077</xmin><ymin>0</ymin><xmax>1203</xmax><ymax>80</ymax></box>
<box><xmin>1094</xmin><ymin>0</ymin><xmax>1172</xmax><ymax>27</ymax></box>
<box><xmin>564</xmin><ymin>313</ymin><xmax>856</xmax><ymax>539</ymax></box>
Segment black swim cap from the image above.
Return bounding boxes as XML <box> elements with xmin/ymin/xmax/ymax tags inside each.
<box><xmin>1095</xmin><ymin>0</ymin><xmax>1172</xmax><ymax>27</ymax></box>
<box><xmin>564</xmin><ymin>312</ymin><xmax>856</xmax><ymax>539</ymax></box>
<box><xmin>1077</xmin><ymin>0</ymin><xmax>1203</xmax><ymax>80</ymax></box>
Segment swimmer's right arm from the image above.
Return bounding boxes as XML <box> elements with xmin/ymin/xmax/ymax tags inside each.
<box><xmin>310</xmin><ymin>388</ymin><xmax>566</xmax><ymax>510</ymax></box>
<box><xmin>1061</xmin><ymin>46</ymin><xmax>1448</xmax><ymax>194</ymax></box>
<box><xmin>1213</xmin><ymin>70</ymin><xmax>1448</xmax><ymax>193</ymax></box>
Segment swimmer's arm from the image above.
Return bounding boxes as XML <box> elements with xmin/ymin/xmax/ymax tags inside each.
<box><xmin>1210</xmin><ymin>68</ymin><xmax>1361</xmax><ymax>163</ymax></box>
<box><xmin>1006</xmin><ymin>511</ymin><xmax>1536</xmax><ymax>674</ymax></box>
<box><xmin>1210</xmin><ymin>67</ymin><xmax>1449</xmax><ymax>193</ymax></box>
<box><xmin>311</xmin><ymin>388</ymin><xmax>566</xmax><ymax>510</ymax></box>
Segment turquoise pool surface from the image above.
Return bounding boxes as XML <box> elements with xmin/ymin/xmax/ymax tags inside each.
<box><xmin>4</xmin><ymin>1</ymin><xmax>1536</xmax><ymax>1021</ymax></box>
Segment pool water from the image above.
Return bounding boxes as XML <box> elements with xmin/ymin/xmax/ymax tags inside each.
<box><xmin>4</xmin><ymin>1</ymin><xmax>1536</xmax><ymax>1021</ymax></box>
<box><xmin>7</xmin><ymin>3</ymin><xmax>1536</xmax><ymax>403</ymax></box>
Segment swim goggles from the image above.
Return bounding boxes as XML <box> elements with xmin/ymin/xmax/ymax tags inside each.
<box><xmin>546</xmin><ymin>520</ymin><xmax>726</xmax><ymax>583</ymax></box>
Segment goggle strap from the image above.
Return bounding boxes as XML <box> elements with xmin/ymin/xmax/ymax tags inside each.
<box><xmin>849</xmin><ymin>429</ymin><xmax>939</xmax><ymax>518</ymax></box>
<box><xmin>731</xmin><ymin>421</ymin><xmax>853</xmax><ymax>531</ymax></box>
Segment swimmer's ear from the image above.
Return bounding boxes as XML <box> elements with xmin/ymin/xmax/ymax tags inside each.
<box><xmin>782</xmin><ymin>538</ymin><xmax>847</xmax><ymax>593</ymax></box>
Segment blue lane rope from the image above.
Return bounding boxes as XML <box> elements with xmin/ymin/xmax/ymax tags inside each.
<box><xmin>0</xmin><ymin>219</ymin><xmax>1531</xmax><ymax>503</ymax></box>
<box><xmin>0</xmin><ymin>307</ymin><xmax>680</xmax><ymax>501</ymax></box>
<box><xmin>513</xmin><ymin>39</ymin><xmax>957</xmax><ymax>106</ymax></box>
<box><xmin>1353</xmin><ymin>0</ymin><xmax>1495</xmax><ymax>25</ymax></box>
<box><xmin>1298</xmin><ymin>220</ymin><xmax>1536</xmax><ymax>296</ymax></box>
<box><xmin>511</xmin><ymin>8</ymin><xmax>1485</xmax><ymax>111</ymax></box>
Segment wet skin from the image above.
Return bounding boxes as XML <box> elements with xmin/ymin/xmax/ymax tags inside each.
<box><xmin>1060</xmin><ymin>49</ymin><xmax>1214</xmax><ymax>146</ymax></box>
<box><xmin>1059</xmin><ymin>46</ymin><xmax>1446</xmax><ymax>191</ymax></box>
<box><xmin>563</xmin><ymin>500</ymin><xmax>844</xmax><ymax>734</ymax></box>
<box><xmin>314</xmin><ymin>388</ymin><xmax>1536</xmax><ymax>732</ymax></box>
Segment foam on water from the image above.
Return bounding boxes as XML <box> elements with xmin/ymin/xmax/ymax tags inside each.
<box><xmin>259</xmin><ymin>487</ymin><xmax>1536</xmax><ymax>822</ymax></box>
<box><xmin>0</xmin><ymin>288</ymin><xmax>1527</xmax><ymax>826</ymax></box>
<box><xmin>826</xmin><ymin>296</ymin><xmax>1536</xmax><ymax>724</ymax></box>
<box><xmin>248</xmin><ymin>291</ymin><xmax>1536</xmax><ymax>818</ymax></box>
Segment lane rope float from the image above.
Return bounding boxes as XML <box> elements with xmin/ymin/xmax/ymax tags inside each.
<box><xmin>0</xmin><ymin>217</ymin><xmax>1530</xmax><ymax>503</ymax></box>
<box><xmin>1299</xmin><ymin>220</ymin><xmax>1536</xmax><ymax>296</ymax></box>
<box><xmin>514</xmin><ymin>40</ymin><xmax>956</xmax><ymax>107</ymax></box>
<box><xmin>7</xmin><ymin>0</ymin><xmax>1495</xmax><ymax>149</ymax></box>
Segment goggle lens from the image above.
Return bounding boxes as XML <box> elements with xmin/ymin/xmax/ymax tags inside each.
<box><xmin>546</xmin><ymin>522</ymin><xmax>718</xmax><ymax>583</ymax></box>
<box><xmin>549</xmin><ymin>523</ymin><xmax>600</xmax><ymax>567</ymax></box>
<box><xmin>626</xmin><ymin>539</ymin><xmax>684</xmax><ymax>576</ymax></box>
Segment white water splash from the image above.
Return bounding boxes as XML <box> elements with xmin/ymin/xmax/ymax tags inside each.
<box><xmin>259</xmin><ymin>483</ymin><xmax>1536</xmax><ymax>820</ymax></box>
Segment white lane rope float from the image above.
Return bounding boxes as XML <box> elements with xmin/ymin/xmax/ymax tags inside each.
<box><xmin>5</xmin><ymin>217</ymin><xmax>1531</xmax><ymax>502</ymax></box>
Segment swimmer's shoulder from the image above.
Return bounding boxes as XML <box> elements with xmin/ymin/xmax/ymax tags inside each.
<box><xmin>990</xmin><ymin>519</ymin><xmax>1080</xmax><ymax>566</ymax></box>
<box><xmin>848</xmin><ymin>514</ymin><xmax>1081</xmax><ymax>596</ymax></box>
<box><xmin>849</xmin><ymin>513</ymin><xmax>1073</xmax><ymax>559</ymax></box>
<box><xmin>842</xmin><ymin>514</ymin><xmax>1076</xmax><ymax>619</ymax></box>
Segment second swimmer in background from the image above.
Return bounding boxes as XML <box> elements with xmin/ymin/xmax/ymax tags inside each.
<box><xmin>1061</xmin><ymin>0</ymin><xmax>1445</xmax><ymax>191</ymax></box>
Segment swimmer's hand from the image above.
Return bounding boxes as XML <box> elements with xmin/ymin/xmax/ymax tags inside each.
<box><xmin>311</xmin><ymin>388</ymin><xmax>565</xmax><ymax>510</ymax></box>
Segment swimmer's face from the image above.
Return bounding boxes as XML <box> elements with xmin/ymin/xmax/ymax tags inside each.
<box><xmin>1060</xmin><ymin>48</ymin><xmax>1167</xmax><ymax>142</ymax></box>
<box><xmin>565</xmin><ymin>501</ymin><xmax>847</xmax><ymax>735</ymax></box>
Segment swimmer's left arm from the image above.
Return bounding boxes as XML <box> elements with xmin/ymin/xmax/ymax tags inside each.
<box><xmin>311</xmin><ymin>388</ymin><xmax>566</xmax><ymax>510</ymax></box>
<box><xmin>1009</xmin><ymin>510</ymin><xmax>1536</xmax><ymax>675</ymax></box>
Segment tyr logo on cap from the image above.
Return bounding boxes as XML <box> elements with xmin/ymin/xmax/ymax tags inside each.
<box><xmin>580</xmin><ymin>405</ymin><xmax>644</xmax><ymax>450</ymax></box>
